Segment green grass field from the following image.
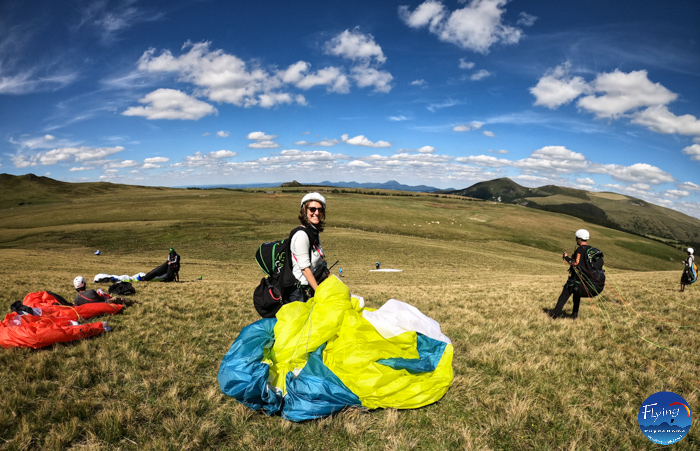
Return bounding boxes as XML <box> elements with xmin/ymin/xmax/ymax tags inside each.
<box><xmin>1</xmin><ymin>185</ymin><xmax>698</xmax><ymax>450</ymax></box>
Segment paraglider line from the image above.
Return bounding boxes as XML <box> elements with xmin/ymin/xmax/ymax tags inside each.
<box><xmin>572</xmin><ymin>267</ymin><xmax>700</xmax><ymax>394</ymax></box>
<box><xmin>606</xmin><ymin>267</ymin><xmax>700</xmax><ymax>312</ymax></box>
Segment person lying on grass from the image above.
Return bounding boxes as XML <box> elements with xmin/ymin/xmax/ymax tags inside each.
<box><xmin>73</xmin><ymin>275</ymin><xmax>136</xmax><ymax>307</ymax></box>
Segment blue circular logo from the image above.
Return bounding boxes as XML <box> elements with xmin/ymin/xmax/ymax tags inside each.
<box><xmin>638</xmin><ymin>391</ymin><xmax>692</xmax><ymax>445</ymax></box>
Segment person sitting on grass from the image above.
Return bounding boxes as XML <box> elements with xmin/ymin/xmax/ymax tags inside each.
<box><xmin>73</xmin><ymin>276</ymin><xmax>135</xmax><ymax>306</ymax></box>
<box><xmin>167</xmin><ymin>247</ymin><xmax>181</xmax><ymax>281</ymax></box>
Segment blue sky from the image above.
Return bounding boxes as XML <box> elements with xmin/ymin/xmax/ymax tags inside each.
<box><xmin>2</xmin><ymin>0</ymin><xmax>700</xmax><ymax>218</ymax></box>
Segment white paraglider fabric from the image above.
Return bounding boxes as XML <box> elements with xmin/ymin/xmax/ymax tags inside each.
<box><xmin>362</xmin><ymin>298</ymin><xmax>452</xmax><ymax>345</ymax></box>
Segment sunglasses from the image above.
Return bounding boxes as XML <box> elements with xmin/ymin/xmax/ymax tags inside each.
<box><xmin>307</xmin><ymin>206</ymin><xmax>325</xmax><ymax>214</ymax></box>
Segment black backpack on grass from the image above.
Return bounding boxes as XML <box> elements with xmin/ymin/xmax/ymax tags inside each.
<box><xmin>108</xmin><ymin>281</ymin><xmax>136</xmax><ymax>296</ymax></box>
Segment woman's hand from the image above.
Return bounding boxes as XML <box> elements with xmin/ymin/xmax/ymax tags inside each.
<box><xmin>301</xmin><ymin>267</ymin><xmax>318</xmax><ymax>290</ymax></box>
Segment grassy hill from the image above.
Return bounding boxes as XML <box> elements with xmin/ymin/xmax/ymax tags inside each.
<box><xmin>0</xmin><ymin>173</ymin><xmax>170</xmax><ymax>210</ymax></box>
<box><xmin>441</xmin><ymin>177</ymin><xmax>700</xmax><ymax>248</ymax></box>
<box><xmin>0</xmin><ymin>175</ymin><xmax>698</xmax><ymax>450</ymax></box>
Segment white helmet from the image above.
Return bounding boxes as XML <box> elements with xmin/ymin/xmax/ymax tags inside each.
<box><xmin>301</xmin><ymin>192</ymin><xmax>326</xmax><ymax>209</ymax></box>
<box><xmin>689</xmin><ymin>248</ymin><xmax>694</xmax><ymax>255</ymax></box>
<box><xmin>575</xmin><ymin>229</ymin><xmax>590</xmax><ymax>240</ymax></box>
<box><xmin>73</xmin><ymin>275</ymin><xmax>86</xmax><ymax>290</ymax></box>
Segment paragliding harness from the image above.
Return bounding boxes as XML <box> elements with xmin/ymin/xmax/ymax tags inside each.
<box><xmin>567</xmin><ymin>245</ymin><xmax>606</xmax><ymax>297</ymax></box>
<box><xmin>10</xmin><ymin>300</ymin><xmax>35</xmax><ymax>315</ymax></box>
<box><xmin>108</xmin><ymin>281</ymin><xmax>136</xmax><ymax>296</ymax></box>
<box><xmin>253</xmin><ymin>226</ymin><xmax>329</xmax><ymax>318</ymax></box>
<box><xmin>683</xmin><ymin>259</ymin><xmax>698</xmax><ymax>284</ymax></box>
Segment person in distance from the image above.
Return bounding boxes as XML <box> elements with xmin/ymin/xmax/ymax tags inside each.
<box><xmin>680</xmin><ymin>247</ymin><xmax>696</xmax><ymax>292</ymax></box>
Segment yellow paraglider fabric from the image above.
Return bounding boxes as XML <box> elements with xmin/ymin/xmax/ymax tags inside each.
<box><xmin>323</xmin><ymin>310</ymin><xmax>454</xmax><ymax>409</ymax></box>
<box><xmin>263</xmin><ymin>275</ymin><xmax>453</xmax><ymax>410</ymax></box>
<box><xmin>267</xmin><ymin>276</ymin><xmax>357</xmax><ymax>393</ymax></box>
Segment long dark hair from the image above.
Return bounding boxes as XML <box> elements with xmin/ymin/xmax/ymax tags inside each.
<box><xmin>298</xmin><ymin>204</ymin><xmax>325</xmax><ymax>232</ymax></box>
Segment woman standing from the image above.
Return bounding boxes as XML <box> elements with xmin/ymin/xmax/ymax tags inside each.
<box><xmin>680</xmin><ymin>247</ymin><xmax>696</xmax><ymax>292</ymax></box>
<box><xmin>287</xmin><ymin>192</ymin><xmax>329</xmax><ymax>302</ymax></box>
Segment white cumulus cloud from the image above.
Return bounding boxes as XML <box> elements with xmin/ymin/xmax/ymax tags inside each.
<box><xmin>453</xmin><ymin>121</ymin><xmax>483</xmax><ymax>132</ymax></box>
<box><xmin>351</xmin><ymin>65</ymin><xmax>393</xmax><ymax>93</ymax></box>
<box><xmin>578</xmin><ymin>69</ymin><xmax>677</xmax><ymax>119</ymax></box>
<box><xmin>144</xmin><ymin>157</ymin><xmax>170</xmax><ymax>164</ymax></box>
<box><xmin>122</xmin><ymin>88</ymin><xmax>217</xmax><ymax>120</ymax></box>
<box><xmin>590</xmin><ymin>162</ymin><xmax>675</xmax><ymax>185</ymax></box>
<box><xmin>248</xmin><ymin>131</ymin><xmax>277</xmax><ymax>141</ymax></box>
<box><xmin>631</xmin><ymin>106</ymin><xmax>700</xmax><ymax>136</ymax></box>
<box><xmin>530</xmin><ymin>62</ymin><xmax>589</xmax><ymax>109</ymax></box>
<box><xmin>682</xmin><ymin>144</ymin><xmax>700</xmax><ymax>161</ymax></box>
<box><xmin>104</xmin><ymin>160</ymin><xmax>140</xmax><ymax>169</ymax></box>
<box><xmin>470</xmin><ymin>69</ymin><xmax>491</xmax><ymax>81</ymax></box>
<box><xmin>324</xmin><ymin>28</ymin><xmax>386</xmax><ymax>64</ymax></box>
<box><xmin>341</xmin><ymin>134</ymin><xmax>391</xmax><ymax>148</ymax></box>
<box><xmin>249</xmin><ymin>141</ymin><xmax>280</xmax><ymax>149</ymax></box>
<box><xmin>664</xmin><ymin>189</ymin><xmax>690</xmax><ymax>199</ymax></box>
<box><xmin>209</xmin><ymin>150</ymin><xmax>237</xmax><ymax>158</ymax></box>
<box><xmin>348</xmin><ymin>160</ymin><xmax>372</xmax><ymax>167</ymax></box>
<box><xmin>678</xmin><ymin>181</ymin><xmax>700</xmax><ymax>191</ymax></box>
<box><xmin>12</xmin><ymin>146</ymin><xmax>125</xmax><ymax>168</ymax></box>
<box><xmin>399</xmin><ymin>0</ymin><xmax>527</xmax><ymax>54</ymax></box>
<box><xmin>459</xmin><ymin>58</ymin><xmax>475</xmax><ymax>70</ymax></box>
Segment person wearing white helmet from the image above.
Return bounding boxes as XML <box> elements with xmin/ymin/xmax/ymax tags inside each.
<box><xmin>73</xmin><ymin>275</ymin><xmax>111</xmax><ymax>306</ymax></box>
<box><xmin>680</xmin><ymin>247</ymin><xmax>696</xmax><ymax>292</ymax></box>
<box><xmin>286</xmin><ymin>192</ymin><xmax>329</xmax><ymax>302</ymax></box>
<box><xmin>546</xmin><ymin>228</ymin><xmax>605</xmax><ymax>319</ymax></box>
<box><xmin>73</xmin><ymin>275</ymin><xmax>136</xmax><ymax>306</ymax></box>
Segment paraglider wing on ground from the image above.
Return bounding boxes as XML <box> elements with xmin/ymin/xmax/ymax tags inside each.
<box><xmin>218</xmin><ymin>276</ymin><xmax>454</xmax><ymax>421</ymax></box>
<box><xmin>0</xmin><ymin>291</ymin><xmax>123</xmax><ymax>349</ymax></box>
<box><xmin>142</xmin><ymin>261</ymin><xmax>177</xmax><ymax>282</ymax></box>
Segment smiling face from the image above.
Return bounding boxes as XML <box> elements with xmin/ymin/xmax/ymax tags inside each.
<box><xmin>305</xmin><ymin>201</ymin><xmax>325</xmax><ymax>226</ymax></box>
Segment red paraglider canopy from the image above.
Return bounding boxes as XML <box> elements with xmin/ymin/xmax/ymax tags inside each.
<box><xmin>0</xmin><ymin>291</ymin><xmax>124</xmax><ymax>349</ymax></box>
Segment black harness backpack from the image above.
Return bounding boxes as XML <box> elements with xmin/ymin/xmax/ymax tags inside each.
<box><xmin>253</xmin><ymin>226</ymin><xmax>327</xmax><ymax>318</ymax></box>
<box><xmin>568</xmin><ymin>245</ymin><xmax>605</xmax><ymax>297</ymax></box>
<box><xmin>108</xmin><ymin>281</ymin><xmax>136</xmax><ymax>296</ymax></box>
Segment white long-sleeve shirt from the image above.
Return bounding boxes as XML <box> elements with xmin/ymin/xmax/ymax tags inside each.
<box><xmin>289</xmin><ymin>229</ymin><xmax>325</xmax><ymax>286</ymax></box>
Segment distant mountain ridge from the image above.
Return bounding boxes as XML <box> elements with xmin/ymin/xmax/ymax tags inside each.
<box><xmin>439</xmin><ymin>177</ymin><xmax>700</xmax><ymax>246</ymax></box>
<box><xmin>315</xmin><ymin>180</ymin><xmax>448</xmax><ymax>192</ymax></box>
<box><xmin>190</xmin><ymin>179</ymin><xmax>447</xmax><ymax>192</ymax></box>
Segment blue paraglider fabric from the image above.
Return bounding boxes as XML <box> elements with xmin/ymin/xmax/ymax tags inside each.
<box><xmin>377</xmin><ymin>333</ymin><xmax>446</xmax><ymax>374</ymax></box>
<box><xmin>217</xmin><ymin>318</ymin><xmax>283</xmax><ymax>415</ymax></box>
<box><xmin>282</xmin><ymin>343</ymin><xmax>361</xmax><ymax>421</ymax></box>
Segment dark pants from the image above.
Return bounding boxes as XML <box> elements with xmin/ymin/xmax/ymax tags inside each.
<box><xmin>286</xmin><ymin>285</ymin><xmax>314</xmax><ymax>304</ymax></box>
<box><xmin>167</xmin><ymin>264</ymin><xmax>179</xmax><ymax>282</ymax></box>
<box><xmin>551</xmin><ymin>285</ymin><xmax>581</xmax><ymax>318</ymax></box>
